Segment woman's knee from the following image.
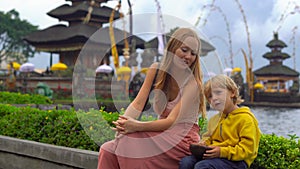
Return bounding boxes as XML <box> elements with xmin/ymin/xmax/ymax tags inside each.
<box><xmin>100</xmin><ymin>140</ymin><xmax>116</xmax><ymax>153</ymax></box>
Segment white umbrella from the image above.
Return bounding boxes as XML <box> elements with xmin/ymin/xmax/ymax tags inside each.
<box><xmin>20</xmin><ymin>63</ymin><xmax>35</xmax><ymax>72</ymax></box>
<box><xmin>223</xmin><ymin>67</ymin><xmax>233</xmax><ymax>74</ymax></box>
<box><xmin>20</xmin><ymin>62</ymin><xmax>35</xmax><ymax>93</ymax></box>
<box><xmin>96</xmin><ymin>64</ymin><xmax>113</xmax><ymax>73</ymax></box>
<box><xmin>204</xmin><ymin>71</ymin><xmax>216</xmax><ymax>78</ymax></box>
<box><xmin>223</xmin><ymin>67</ymin><xmax>233</xmax><ymax>76</ymax></box>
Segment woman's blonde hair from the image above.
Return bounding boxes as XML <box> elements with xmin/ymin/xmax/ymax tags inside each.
<box><xmin>155</xmin><ymin>27</ymin><xmax>206</xmax><ymax>117</ymax></box>
<box><xmin>204</xmin><ymin>74</ymin><xmax>244</xmax><ymax>105</ymax></box>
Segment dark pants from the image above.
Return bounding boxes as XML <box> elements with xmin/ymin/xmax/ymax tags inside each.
<box><xmin>179</xmin><ymin>155</ymin><xmax>247</xmax><ymax>169</ymax></box>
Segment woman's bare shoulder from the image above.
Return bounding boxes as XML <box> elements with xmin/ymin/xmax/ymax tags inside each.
<box><xmin>146</xmin><ymin>62</ymin><xmax>160</xmax><ymax>75</ymax></box>
<box><xmin>149</xmin><ymin>62</ymin><xmax>160</xmax><ymax>69</ymax></box>
<box><xmin>141</xmin><ymin>62</ymin><xmax>160</xmax><ymax>84</ymax></box>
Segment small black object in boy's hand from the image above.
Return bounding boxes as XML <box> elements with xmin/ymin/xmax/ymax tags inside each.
<box><xmin>189</xmin><ymin>144</ymin><xmax>213</xmax><ymax>160</ymax></box>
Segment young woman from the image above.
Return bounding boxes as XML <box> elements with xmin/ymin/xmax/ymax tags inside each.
<box><xmin>97</xmin><ymin>27</ymin><xmax>206</xmax><ymax>169</ymax></box>
<box><xmin>179</xmin><ymin>74</ymin><xmax>261</xmax><ymax>169</ymax></box>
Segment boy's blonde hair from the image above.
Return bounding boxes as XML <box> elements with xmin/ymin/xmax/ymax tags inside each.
<box><xmin>204</xmin><ymin>74</ymin><xmax>244</xmax><ymax>105</ymax></box>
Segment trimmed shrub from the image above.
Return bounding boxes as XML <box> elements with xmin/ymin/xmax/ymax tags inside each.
<box><xmin>0</xmin><ymin>91</ymin><xmax>52</xmax><ymax>104</ymax></box>
<box><xmin>76</xmin><ymin>108</ymin><xmax>116</xmax><ymax>147</ymax></box>
<box><xmin>0</xmin><ymin>104</ymin><xmax>101</xmax><ymax>151</ymax></box>
<box><xmin>0</xmin><ymin>103</ymin><xmax>299</xmax><ymax>168</ymax></box>
<box><xmin>251</xmin><ymin>134</ymin><xmax>300</xmax><ymax>169</ymax></box>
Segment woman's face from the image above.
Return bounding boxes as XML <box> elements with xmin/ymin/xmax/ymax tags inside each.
<box><xmin>173</xmin><ymin>36</ymin><xmax>198</xmax><ymax>69</ymax></box>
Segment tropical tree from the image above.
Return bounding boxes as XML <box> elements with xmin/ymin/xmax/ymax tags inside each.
<box><xmin>0</xmin><ymin>9</ymin><xmax>38</xmax><ymax>65</ymax></box>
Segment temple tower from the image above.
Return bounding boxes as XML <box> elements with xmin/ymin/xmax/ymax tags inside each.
<box><xmin>24</xmin><ymin>0</ymin><xmax>122</xmax><ymax>67</ymax></box>
<box><xmin>253</xmin><ymin>32</ymin><xmax>299</xmax><ymax>94</ymax></box>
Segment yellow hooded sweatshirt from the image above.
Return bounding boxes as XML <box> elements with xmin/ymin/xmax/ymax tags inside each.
<box><xmin>203</xmin><ymin>106</ymin><xmax>261</xmax><ymax>168</ymax></box>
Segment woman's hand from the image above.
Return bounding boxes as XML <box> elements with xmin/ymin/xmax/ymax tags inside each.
<box><xmin>113</xmin><ymin>115</ymin><xmax>140</xmax><ymax>134</ymax></box>
<box><xmin>111</xmin><ymin>122</ymin><xmax>122</xmax><ymax>137</ymax></box>
<box><xmin>203</xmin><ymin>146</ymin><xmax>220</xmax><ymax>159</ymax></box>
<box><xmin>112</xmin><ymin>116</ymin><xmax>126</xmax><ymax>132</ymax></box>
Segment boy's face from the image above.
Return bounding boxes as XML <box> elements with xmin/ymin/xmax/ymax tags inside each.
<box><xmin>208</xmin><ymin>86</ymin><xmax>234</xmax><ymax>112</ymax></box>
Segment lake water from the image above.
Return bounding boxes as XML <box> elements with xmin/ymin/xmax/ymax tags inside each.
<box><xmin>207</xmin><ymin>106</ymin><xmax>300</xmax><ymax>139</ymax></box>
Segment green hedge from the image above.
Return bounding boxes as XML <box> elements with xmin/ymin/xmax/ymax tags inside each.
<box><xmin>251</xmin><ymin>134</ymin><xmax>300</xmax><ymax>169</ymax></box>
<box><xmin>0</xmin><ymin>91</ymin><xmax>52</xmax><ymax>104</ymax></box>
<box><xmin>0</xmin><ymin>90</ymin><xmax>299</xmax><ymax>168</ymax></box>
<box><xmin>0</xmin><ymin>104</ymin><xmax>299</xmax><ymax>168</ymax></box>
<box><xmin>0</xmin><ymin>104</ymin><xmax>113</xmax><ymax>151</ymax></box>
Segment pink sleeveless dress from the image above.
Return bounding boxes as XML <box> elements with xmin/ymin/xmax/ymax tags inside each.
<box><xmin>97</xmin><ymin>95</ymin><xmax>200</xmax><ymax>169</ymax></box>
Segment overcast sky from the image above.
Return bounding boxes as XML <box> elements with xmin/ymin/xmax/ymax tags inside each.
<box><xmin>1</xmin><ymin>0</ymin><xmax>300</xmax><ymax>75</ymax></box>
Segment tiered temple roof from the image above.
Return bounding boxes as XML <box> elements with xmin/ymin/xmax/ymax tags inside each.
<box><xmin>24</xmin><ymin>24</ymin><xmax>145</xmax><ymax>53</ymax></box>
<box><xmin>47</xmin><ymin>2</ymin><xmax>120</xmax><ymax>27</ymax></box>
<box><xmin>23</xmin><ymin>0</ymin><xmax>143</xmax><ymax>67</ymax></box>
<box><xmin>24</xmin><ymin>24</ymin><xmax>98</xmax><ymax>52</ymax></box>
<box><xmin>252</xmin><ymin>33</ymin><xmax>300</xmax><ymax>103</ymax></box>
<box><xmin>24</xmin><ymin>0</ymin><xmax>215</xmax><ymax>67</ymax></box>
<box><xmin>147</xmin><ymin>34</ymin><xmax>215</xmax><ymax>57</ymax></box>
<box><xmin>254</xmin><ymin>32</ymin><xmax>299</xmax><ymax>79</ymax></box>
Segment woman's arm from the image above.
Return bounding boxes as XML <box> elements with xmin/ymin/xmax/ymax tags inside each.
<box><xmin>117</xmin><ymin>78</ymin><xmax>200</xmax><ymax>134</ymax></box>
<box><xmin>122</xmin><ymin>63</ymin><xmax>159</xmax><ymax>119</ymax></box>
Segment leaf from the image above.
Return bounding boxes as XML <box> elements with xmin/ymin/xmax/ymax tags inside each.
<box><xmin>0</xmin><ymin>9</ymin><xmax>38</xmax><ymax>64</ymax></box>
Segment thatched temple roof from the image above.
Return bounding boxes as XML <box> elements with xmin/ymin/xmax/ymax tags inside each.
<box><xmin>47</xmin><ymin>2</ymin><xmax>120</xmax><ymax>23</ymax></box>
<box><xmin>146</xmin><ymin>34</ymin><xmax>215</xmax><ymax>56</ymax></box>
<box><xmin>254</xmin><ymin>32</ymin><xmax>299</xmax><ymax>80</ymax></box>
<box><xmin>23</xmin><ymin>23</ymin><xmax>145</xmax><ymax>52</ymax></box>
<box><xmin>263</xmin><ymin>51</ymin><xmax>291</xmax><ymax>60</ymax></box>
<box><xmin>254</xmin><ymin>64</ymin><xmax>299</xmax><ymax>77</ymax></box>
<box><xmin>266</xmin><ymin>33</ymin><xmax>287</xmax><ymax>48</ymax></box>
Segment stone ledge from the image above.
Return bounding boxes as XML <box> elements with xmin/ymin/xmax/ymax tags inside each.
<box><xmin>0</xmin><ymin>135</ymin><xmax>99</xmax><ymax>169</ymax></box>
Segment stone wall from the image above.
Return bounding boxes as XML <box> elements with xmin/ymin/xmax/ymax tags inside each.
<box><xmin>0</xmin><ymin>76</ymin><xmax>127</xmax><ymax>99</ymax></box>
<box><xmin>0</xmin><ymin>135</ymin><xmax>99</xmax><ymax>169</ymax></box>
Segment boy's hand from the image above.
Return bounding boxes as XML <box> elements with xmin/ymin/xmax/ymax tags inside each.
<box><xmin>203</xmin><ymin>146</ymin><xmax>220</xmax><ymax>159</ymax></box>
<box><xmin>198</xmin><ymin>141</ymin><xmax>206</xmax><ymax>146</ymax></box>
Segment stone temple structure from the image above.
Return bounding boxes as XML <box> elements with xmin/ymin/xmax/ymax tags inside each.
<box><xmin>24</xmin><ymin>0</ymin><xmax>145</xmax><ymax>69</ymax></box>
<box><xmin>252</xmin><ymin>32</ymin><xmax>300</xmax><ymax>103</ymax></box>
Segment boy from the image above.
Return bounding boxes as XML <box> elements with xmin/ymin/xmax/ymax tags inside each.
<box><xmin>179</xmin><ymin>74</ymin><xmax>261</xmax><ymax>169</ymax></box>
